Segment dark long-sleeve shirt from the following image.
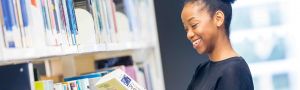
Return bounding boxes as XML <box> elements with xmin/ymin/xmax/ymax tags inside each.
<box><xmin>187</xmin><ymin>56</ymin><xmax>254</xmax><ymax>90</ymax></box>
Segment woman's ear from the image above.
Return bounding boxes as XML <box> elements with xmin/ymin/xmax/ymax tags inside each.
<box><xmin>214</xmin><ymin>10</ymin><xmax>225</xmax><ymax>27</ymax></box>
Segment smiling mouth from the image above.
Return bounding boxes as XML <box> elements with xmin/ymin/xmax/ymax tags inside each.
<box><xmin>192</xmin><ymin>39</ymin><xmax>201</xmax><ymax>49</ymax></box>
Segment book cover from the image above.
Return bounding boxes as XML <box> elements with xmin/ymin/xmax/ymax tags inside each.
<box><xmin>68</xmin><ymin>81</ymin><xmax>79</xmax><ymax>90</ymax></box>
<box><xmin>95</xmin><ymin>69</ymin><xmax>146</xmax><ymax>90</ymax></box>
<box><xmin>78</xmin><ymin>78</ymin><xmax>89</xmax><ymax>90</ymax></box>
<box><xmin>96</xmin><ymin>78</ymin><xmax>127</xmax><ymax>90</ymax></box>
<box><xmin>54</xmin><ymin>83</ymin><xmax>64</xmax><ymax>90</ymax></box>
<box><xmin>0</xmin><ymin>63</ymin><xmax>34</xmax><ymax>90</ymax></box>
<box><xmin>35</xmin><ymin>81</ymin><xmax>45</xmax><ymax>90</ymax></box>
<box><xmin>64</xmin><ymin>71</ymin><xmax>102</xmax><ymax>81</ymax></box>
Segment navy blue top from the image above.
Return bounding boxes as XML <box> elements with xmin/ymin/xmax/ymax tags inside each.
<box><xmin>187</xmin><ymin>56</ymin><xmax>254</xmax><ymax>90</ymax></box>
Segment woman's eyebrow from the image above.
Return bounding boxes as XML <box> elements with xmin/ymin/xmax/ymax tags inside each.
<box><xmin>188</xmin><ymin>17</ymin><xmax>196</xmax><ymax>22</ymax></box>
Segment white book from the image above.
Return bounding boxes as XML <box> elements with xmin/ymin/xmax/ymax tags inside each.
<box><xmin>42</xmin><ymin>0</ymin><xmax>57</xmax><ymax>46</ymax></box>
<box><xmin>54</xmin><ymin>0</ymin><xmax>67</xmax><ymax>47</ymax></box>
<box><xmin>75</xmin><ymin>8</ymin><xmax>96</xmax><ymax>46</ymax></box>
<box><xmin>104</xmin><ymin>0</ymin><xmax>117</xmax><ymax>44</ymax></box>
<box><xmin>27</xmin><ymin>0</ymin><xmax>48</xmax><ymax>48</ymax></box>
<box><xmin>0</xmin><ymin>26</ymin><xmax>3</xmax><ymax>60</ymax></box>
<box><xmin>23</xmin><ymin>0</ymin><xmax>33</xmax><ymax>48</ymax></box>
<box><xmin>45</xmin><ymin>80</ymin><xmax>54</xmax><ymax>90</ymax></box>
<box><xmin>90</xmin><ymin>0</ymin><xmax>101</xmax><ymax>44</ymax></box>
<box><xmin>88</xmin><ymin>77</ymin><xmax>101</xmax><ymax>90</ymax></box>
<box><xmin>48</xmin><ymin>0</ymin><xmax>60</xmax><ymax>46</ymax></box>
<box><xmin>54</xmin><ymin>83</ymin><xmax>64</xmax><ymax>90</ymax></box>
<box><xmin>15</xmin><ymin>0</ymin><xmax>25</xmax><ymax>47</ymax></box>
<box><xmin>115</xmin><ymin>11</ymin><xmax>130</xmax><ymax>44</ymax></box>
<box><xmin>95</xmin><ymin>69</ymin><xmax>146</xmax><ymax>90</ymax></box>
<box><xmin>79</xmin><ymin>79</ymin><xmax>90</xmax><ymax>90</ymax></box>
<box><xmin>52</xmin><ymin>0</ymin><xmax>63</xmax><ymax>46</ymax></box>
<box><xmin>98</xmin><ymin>0</ymin><xmax>109</xmax><ymax>44</ymax></box>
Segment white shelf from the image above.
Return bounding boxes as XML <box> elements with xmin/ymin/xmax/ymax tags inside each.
<box><xmin>0</xmin><ymin>42</ymin><xmax>153</xmax><ymax>65</ymax></box>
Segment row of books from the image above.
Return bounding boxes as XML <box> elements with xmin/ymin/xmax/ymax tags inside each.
<box><xmin>0</xmin><ymin>0</ymin><xmax>155</xmax><ymax>48</ymax></box>
<box><xmin>0</xmin><ymin>0</ymin><xmax>78</xmax><ymax>48</ymax></box>
<box><xmin>35</xmin><ymin>67</ymin><xmax>146</xmax><ymax>90</ymax></box>
<box><xmin>0</xmin><ymin>0</ymin><xmax>155</xmax><ymax>60</ymax></box>
<box><xmin>0</xmin><ymin>56</ymin><xmax>154</xmax><ymax>90</ymax></box>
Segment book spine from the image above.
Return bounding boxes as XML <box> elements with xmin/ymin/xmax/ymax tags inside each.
<box><xmin>41</xmin><ymin>0</ymin><xmax>56</xmax><ymax>46</ymax></box>
<box><xmin>0</xmin><ymin>0</ymin><xmax>5</xmax><ymax>50</ymax></box>
<box><xmin>20</xmin><ymin>0</ymin><xmax>32</xmax><ymax>48</ymax></box>
<box><xmin>51</xmin><ymin>0</ymin><xmax>61</xmax><ymax>45</ymax></box>
<box><xmin>47</xmin><ymin>0</ymin><xmax>58</xmax><ymax>46</ymax></box>
<box><xmin>62</xmin><ymin>0</ymin><xmax>72</xmax><ymax>46</ymax></box>
<box><xmin>14</xmin><ymin>0</ymin><xmax>25</xmax><ymax>47</ymax></box>
<box><xmin>66</xmin><ymin>0</ymin><xmax>77</xmax><ymax>45</ymax></box>
<box><xmin>1</xmin><ymin>0</ymin><xmax>22</xmax><ymax>48</ymax></box>
<box><xmin>98</xmin><ymin>0</ymin><xmax>109</xmax><ymax>44</ymax></box>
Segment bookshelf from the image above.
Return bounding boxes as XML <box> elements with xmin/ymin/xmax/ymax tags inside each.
<box><xmin>0</xmin><ymin>0</ymin><xmax>165</xmax><ymax>90</ymax></box>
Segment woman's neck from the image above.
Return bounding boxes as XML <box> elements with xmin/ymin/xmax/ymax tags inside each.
<box><xmin>208</xmin><ymin>34</ymin><xmax>239</xmax><ymax>62</ymax></box>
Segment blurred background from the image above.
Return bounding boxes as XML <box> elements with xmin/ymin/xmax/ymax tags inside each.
<box><xmin>154</xmin><ymin>0</ymin><xmax>300</xmax><ymax>90</ymax></box>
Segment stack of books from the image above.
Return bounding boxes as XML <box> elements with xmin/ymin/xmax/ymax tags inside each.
<box><xmin>34</xmin><ymin>69</ymin><xmax>145</xmax><ymax>90</ymax></box>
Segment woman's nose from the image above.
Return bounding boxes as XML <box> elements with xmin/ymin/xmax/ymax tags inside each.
<box><xmin>187</xmin><ymin>30</ymin><xmax>195</xmax><ymax>41</ymax></box>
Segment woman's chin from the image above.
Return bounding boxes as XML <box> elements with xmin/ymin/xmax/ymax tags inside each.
<box><xmin>195</xmin><ymin>48</ymin><xmax>206</xmax><ymax>55</ymax></box>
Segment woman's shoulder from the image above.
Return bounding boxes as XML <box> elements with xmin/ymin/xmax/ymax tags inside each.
<box><xmin>220</xmin><ymin>56</ymin><xmax>252</xmax><ymax>76</ymax></box>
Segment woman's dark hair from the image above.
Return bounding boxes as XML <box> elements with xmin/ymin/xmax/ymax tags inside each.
<box><xmin>184</xmin><ymin>0</ymin><xmax>236</xmax><ymax>37</ymax></box>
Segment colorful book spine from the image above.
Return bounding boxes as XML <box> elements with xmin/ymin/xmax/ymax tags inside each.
<box><xmin>1</xmin><ymin>0</ymin><xmax>22</xmax><ymax>48</ymax></box>
<box><xmin>20</xmin><ymin>0</ymin><xmax>31</xmax><ymax>48</ymax></box>
<box><xmin>66</xmin><ymin>0</ymin><xmax>77</xmax><ymax>45</ymax></box>
<box><xmin>62</xmin><ymin>0</ymin><xmax>72</xmax><ymax>46</ymax></box>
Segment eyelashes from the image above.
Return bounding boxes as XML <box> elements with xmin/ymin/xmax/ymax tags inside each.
<box><xmin>191</xmin><ymin>23</ymin><xmax>199</xmax><ymax>29</ymax></box>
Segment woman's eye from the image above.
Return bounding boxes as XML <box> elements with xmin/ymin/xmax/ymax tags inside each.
<box><xmin>191</xmin><ymin>23</ymin><xmax>198</xmax><ymax>29</ymax></box>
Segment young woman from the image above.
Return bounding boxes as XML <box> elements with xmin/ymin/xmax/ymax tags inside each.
<box><xmin>181</xmin><ymin>0</ymin><xmax>254</xmax><ymax>90</ymax></box>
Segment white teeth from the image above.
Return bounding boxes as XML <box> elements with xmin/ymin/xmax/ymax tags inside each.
<box><xmin>193</xmin><ymin>39</ymin><xmax>200</xmax><ymax>47</ymax></box>
<box><xmin>193</xmin><ymin>40</ymin><xmax>198</xmax><ymax>45</ymax></box>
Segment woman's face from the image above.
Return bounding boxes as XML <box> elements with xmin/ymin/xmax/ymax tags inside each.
<box><xmin>181</xmin><ymin>3</ymin><xmax>219</xmax><ymax>54</ymax></box>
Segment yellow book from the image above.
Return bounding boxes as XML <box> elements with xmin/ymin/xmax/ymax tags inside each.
<box><xmin>35</xmin><ymin>81</ymin><xmax>45</xmax><ymax>90</ymax></box>
<box><xmin>96</xmin><ymin>78</ymin><xmax>127</xmax><ymax>90</ymax></box>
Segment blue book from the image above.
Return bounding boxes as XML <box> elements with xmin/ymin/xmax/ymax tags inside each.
<box><xmin>66</xmin><ymin>0</ymin><xmax>77</xmax><ymax>45</ymax></box>
<box><xmin>1</xmin><ymin>0</ymin><xmax>16</xmax><ymax>31</ymax></box>
<box><xmin>0</xmin><ymin>63</ymin><xmax>34</xmax><ymax>90</ymax></box>
<box><xmin>64</xmin><ymin>72</ymin><xmax>102</xmax><ymax>82</ymax></box>
<box><xmin>1</xmin><ymin>0</ymin><xmax>17</xmax><ymax>48</ymax></box>
<box><xmin>20</xmin><ymin>0</ymin><xmax>29</xmax><ymax>27</ymax></box>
